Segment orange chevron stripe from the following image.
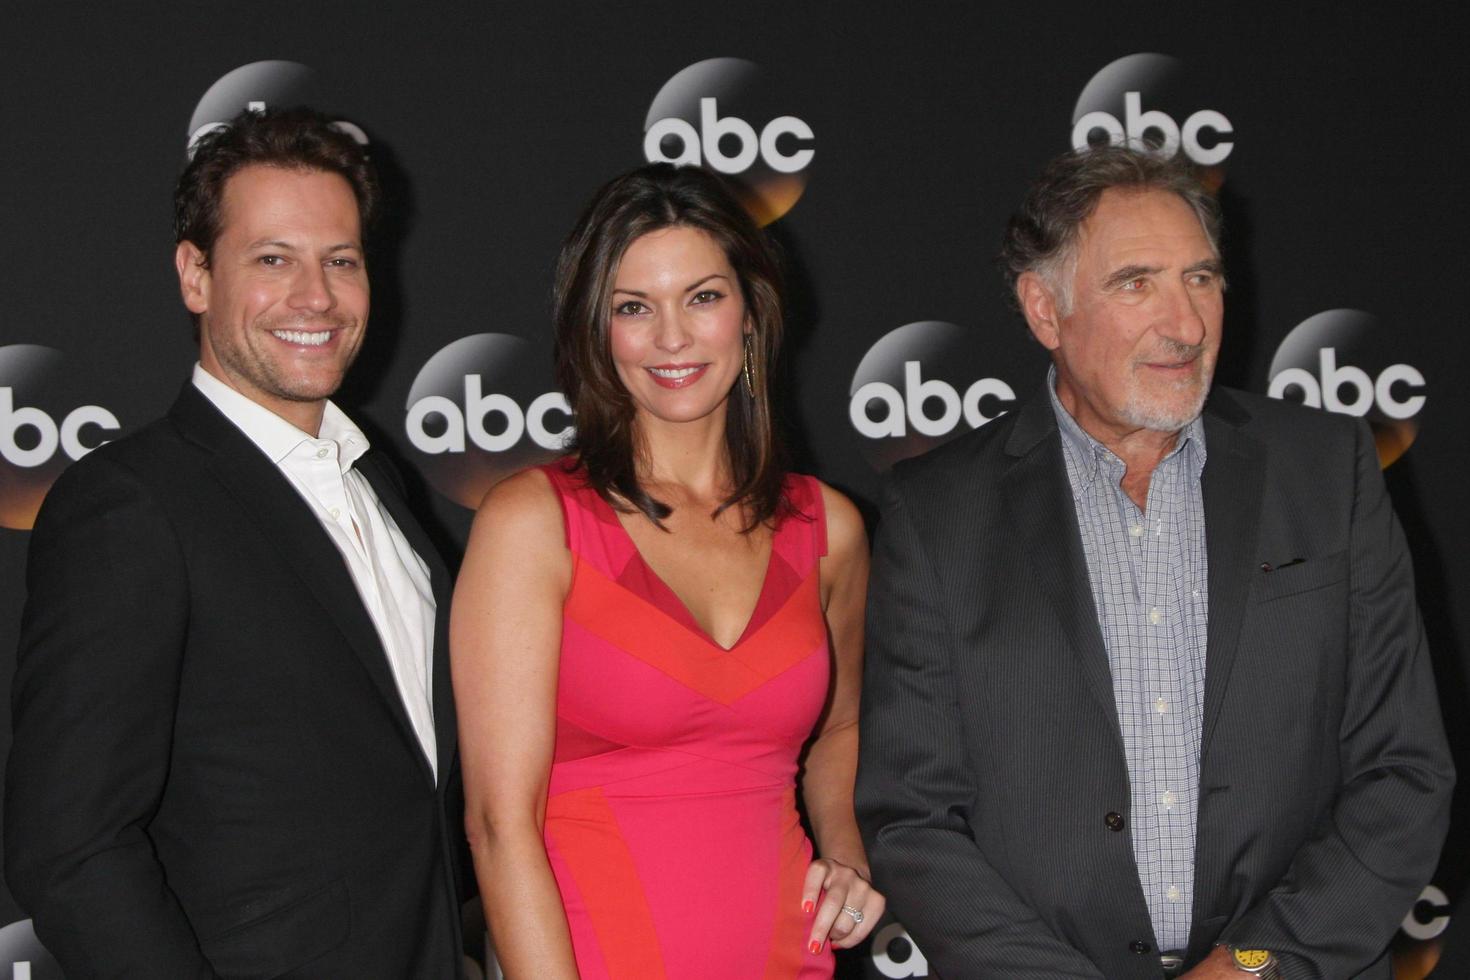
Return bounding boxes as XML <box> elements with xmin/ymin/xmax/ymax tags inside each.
<box><xmin>764</xmin><ymin>794</ymin><xmax>816</xmax><ymax>979</ymax></box>
<box><xmin>545</xmin><ymin>787</ymin><xmax>668</xmax><ymax>979</ymax></box>
<box><xmin>566</xmin><ymin>563</ymin><xmax>827</xmax><ymax>705</ymax></box>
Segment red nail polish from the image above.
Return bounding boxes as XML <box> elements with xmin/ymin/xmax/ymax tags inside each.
<box><xmin>802</xmin><ymin>900</ymin><xmax>814</xmax><ymax>914</ymax></box>
<box><xmin>809</xmin><ymin>940</ymin><xmax>822</xmax><ymax>954</ymax></box>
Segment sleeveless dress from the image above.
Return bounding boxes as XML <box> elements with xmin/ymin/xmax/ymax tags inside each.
<box><xmin>540</xmin><ymin>463</ymin><xmax>835</xmax><ymax>980</ymax></box>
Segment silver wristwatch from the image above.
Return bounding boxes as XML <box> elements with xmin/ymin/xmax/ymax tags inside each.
<box><xmin>1227</xmin><ymin>945</ymin><xmax>1282</xmax><ymax>978</ymax></box>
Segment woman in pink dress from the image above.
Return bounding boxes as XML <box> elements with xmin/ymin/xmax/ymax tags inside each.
<box><xmin>451</xmin><ymin>163</ymin><xmax>883</xmax><ymax>979</ymax></box>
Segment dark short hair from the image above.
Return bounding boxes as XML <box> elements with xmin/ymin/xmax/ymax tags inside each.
<box><xmin>552</xmin><ymin>163</ymin><xmax>791</xmax><ymax>531</ymax></box>
<box><xmin>999</xmin><ymin>145</ymin><xmax>1222</xmax><ymax>314</ymax></box>
<box><xmin>174</xmin><ymin>106</ymin><xmax>379</xmax><ymax>260</ymax></box>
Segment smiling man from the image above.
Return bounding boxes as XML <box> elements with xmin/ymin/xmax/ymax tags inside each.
<box><xmin>856</xmin><ymin>146</ymin><xmax>1453</xmax><ymax>979</ymax></box>
<box><xmin>5</xmin><ymin>108</ymin><xmax>465</xmax><ymax>978</ymax></box>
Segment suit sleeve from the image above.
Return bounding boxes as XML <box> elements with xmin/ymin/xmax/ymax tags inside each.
<box><xmin>4</xmin><ymin>456</ymin><xmax>216</xmax><ymax>978</ymax></box>
<box><xmin>856</xmin><ymin>477</ymin><xmax>1105</xmax><ymax>978</ymax></box>
<box><xmin>1220</xmin><ymin>420</ymin><xmax>1454</xmax><ymax>979</ymax></box>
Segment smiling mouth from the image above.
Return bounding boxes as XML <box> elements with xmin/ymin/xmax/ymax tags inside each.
<box><xmin>648</xmin><ymin>365</ymin><xmax>703</xmax><ymax>379</ymax></box>
<box><xmin>272</xmin><ymin>329</ymin><xmax>333</xmax><ymax>347</ymax></box>
<box><xmin>645</xmin><ymin>363</ymin><xmax>710</xmax><ymax>389</ymax></box>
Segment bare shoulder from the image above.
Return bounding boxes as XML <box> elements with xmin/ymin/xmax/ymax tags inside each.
<box><xmin>460</xmin><ymin>466</ymin><xmax>572</xmax><ymax>592</ymax></box>
<box><xmin>813</xmin><ymin>479</ymin><xmax>869</xmax><ymax>564</ymax></box>
<box><xmin>470</xmin><ymin>466</ymin><xmax>565</xmax><ymax>541</ymax></box>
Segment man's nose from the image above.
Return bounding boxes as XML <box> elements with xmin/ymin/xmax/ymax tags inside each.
<box><xmin>289</xmin><ymin>263</ymin><xmax>335</xmax><ymax>313</ymax></box>
<box><xmin>1157</xmin><ymin>283</ymin><xmax>1209</xmax><ymax>347</ymax></box>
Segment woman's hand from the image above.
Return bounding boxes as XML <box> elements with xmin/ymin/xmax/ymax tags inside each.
<box><xmin>802</xmin><ymin>858</ymin><xmax>886</xmax><ymax>952</ymax></box>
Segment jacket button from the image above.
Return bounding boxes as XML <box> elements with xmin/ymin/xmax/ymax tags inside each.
<box><xmin>1129</xmin><ymin>939</ymin><xmax>1151</xmax><ymax>954</ymax></box>
<box><xmin>1105</xmin><ymin>811</ymin><xmax>1125</xmax><ymax>832</ymax></box>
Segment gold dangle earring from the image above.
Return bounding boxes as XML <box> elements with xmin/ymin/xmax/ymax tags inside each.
<box><xmin>742</xmin><ymin>333</ymin><xmax>756</xmax><ymax>398</ymax></box>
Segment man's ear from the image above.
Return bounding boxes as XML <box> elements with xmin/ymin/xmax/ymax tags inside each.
<box><xmin>1016</xmin><ymin>271</ymin><xmax>1062</xmax><ymax>351</ymax></box>
<box><xmin>175</xmin><ymin>241</ymin><xmax>210</xmax><ymax>315</ymax></box>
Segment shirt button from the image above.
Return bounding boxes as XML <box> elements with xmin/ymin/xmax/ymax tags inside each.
<box><xmin>1166</xmin><ymin>885</ymin><xmax>1182</xmax><ymax>902</ymax></box>
<box><xmin>1129</xmin><ymin>523</ymin><xmax>1144</xmax><ymax>538</ymax></box>
<box><xmin>1154</xmin><ymin>696</ymin><xmax>1169</xmax><ymax>714</ymax></box>
<box><xmin>1105</xmin><ymin>812</ymin><xmax>1125</xmax><ymax>832</ymax></box>
<box><xmin>1129</xmin><ymin>939</ymin><xmax>1151</xmax><ymax>954</ymax></box>
<box><xmin>330</xmin><ymin>507</ymin><xmax>341</xmax><ymax>520</ymax></box>
<box><xmin>1161</xmin><ymin>790</ymin><xmax>1176</xmax><ymax>808</ymax></box>
<box><xmin>1148</xmin><ymin>607</ymin><xmax>1164</xmax><ymax>625</ymax></box>
<box><xmin>315</xmin><ymin>447</ymin><xmax>330</xmax><ymax>459</ymax></box>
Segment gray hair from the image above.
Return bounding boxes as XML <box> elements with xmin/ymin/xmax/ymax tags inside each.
<box><xmin>999</xmin><ymin>145</ymin><xmax>1222</xmax><ymax>316</ymax></box>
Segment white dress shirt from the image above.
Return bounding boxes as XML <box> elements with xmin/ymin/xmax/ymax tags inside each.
<box><xmin>192</xmin><ymin>365</ymin><xmax>438</xmax><ymax>780</ymax></box>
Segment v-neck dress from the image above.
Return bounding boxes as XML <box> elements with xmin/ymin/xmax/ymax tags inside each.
<box><xmin>540</xmin><ymin>462</ymin><xmax>834</xmax><ymax>979</ymax></box>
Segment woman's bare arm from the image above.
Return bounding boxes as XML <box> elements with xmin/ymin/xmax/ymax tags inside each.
<box><xmin>451</xmin><ymin>468</ymin><xmax>579</xmax><ymax>979</ymax></box>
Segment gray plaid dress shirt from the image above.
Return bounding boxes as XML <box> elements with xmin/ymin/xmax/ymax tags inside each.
<box><xmin>1048</xmin><ymin>372</ymin><xmax>1209</xmax><ymax>954</ymax></box>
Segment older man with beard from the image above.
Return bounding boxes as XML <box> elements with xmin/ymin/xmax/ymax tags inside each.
<box><xmin>856</xmin><ymin>146</ymin><xmax>1452</xmax><ymax>979</ymax></box>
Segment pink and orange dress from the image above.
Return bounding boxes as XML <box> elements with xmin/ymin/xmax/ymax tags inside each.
<box><xmin>540</xmin><ymin>462</ymin><xmax>834</xmax><ymax>979</ymax></box>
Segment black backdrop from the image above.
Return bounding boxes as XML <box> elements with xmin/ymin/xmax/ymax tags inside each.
<box><xmin>1</xmin><ymin>4</ymin><xmax>1466</xmax><ymax>977</ymax></box>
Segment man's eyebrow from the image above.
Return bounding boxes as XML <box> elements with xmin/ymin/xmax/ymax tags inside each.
<box><xmin>1101</xmin><ymin>264</ymin><xmax>1159</xmax><ymax>289</ymax></box>
<box><xmin>243</xmin><ymin>240</ymin><xmax>362</xmax><ymax>252</ymax></box>
<box><xmin>1184</xmin><ymin>258</ymin><xmax>1225</xmax><ymax>276</ymax></box>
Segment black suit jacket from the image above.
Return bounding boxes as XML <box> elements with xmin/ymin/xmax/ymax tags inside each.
<box><xmin>5</xmin><ymin>385</ymin><xmax>465</xmax><ymax>979</ymax></box>
<box><xmin>856</xmin><ymin>384</ymin><xmax>1453</xmax><ymax>979</ymax></box>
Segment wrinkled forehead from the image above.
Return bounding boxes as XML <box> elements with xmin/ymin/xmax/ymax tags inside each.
<box><xmin>1075</xmin><ymin>187</ymin><xmax>1216</xmax><ymax>266</ymax></box>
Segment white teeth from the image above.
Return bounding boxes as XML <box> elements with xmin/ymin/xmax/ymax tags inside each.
<box><xmin>648</xmin><ymin>366</ymin><xmax>700</xmax><ymax>379</ymax></box>
<box><xmin>272</xmin><ymin>329</ymin><xmax>332</xmax><ymax>347</ymax></box>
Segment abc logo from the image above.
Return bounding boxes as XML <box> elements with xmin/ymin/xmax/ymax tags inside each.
<box><xmin>0</xmin><ymin>345</ymin><xmax>121</xmax><ymax>530</ymax></box>
<box><xmin>0</xmin><ymin>919</ymin><xmax>62</xmax><ymax>980</ymax></box>
<box><xmin>1267</xmin><ymin>309</ymin><xmax>1425</xmax><ymax>467</ymax></box>
<box><xmin>1402</xmin><ymin>884</ymin><xmax>1451</xmax><ymax>942</ymax></box>
<box><xmin>644</xmin><ymin>57</ymin><xmax>814</xmax><ymax>225</ymax></box>
<box><xmin>1396</xmin><ymin>884</ymin><xmax>1451</xmax><ymax>978</ymax></box>
<box><xmin>849</xmin><ymin>321</ymin><xmax>1016</xmax><ymax>471</ymax></box>
<box><xmin>186</xmin><ymin>60</ymin><xmax>367</xmax><ymax>156</ymax></box>
<box><xmin>1071</xmin><ymin>53</ymin><xmax>1233</xmax><ymax>168</ymax></box>
<box><xmin>870</xmin><ymin>921</ymin><xmax>929</xmax><ymax>978</ymax></box>
<box><xmin>405</xmin><ymin>334</ymin><xmax>572</xmax><ymax>509</ymax></box>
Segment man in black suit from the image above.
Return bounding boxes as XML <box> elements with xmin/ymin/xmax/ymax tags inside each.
<box><xmin>5</xmin><ymin>108</ymin><xmax>464</xmax><ymax>978</ymax></box>
<box><xmin>856</xmin><ymin>147</ymin><xmax>1453</xmax><ymax>979</ymax></box>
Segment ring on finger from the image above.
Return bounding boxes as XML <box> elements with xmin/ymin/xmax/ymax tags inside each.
<box><xmin>842</xmin><ymin>905</ymin><xmax>865</xmax><ymax>924</ymax></box>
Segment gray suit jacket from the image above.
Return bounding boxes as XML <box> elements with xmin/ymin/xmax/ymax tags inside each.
<box><xmin>856</xmin><ymin>383</ymin><xmax>1453</xmax><ymax>979</ymax></box>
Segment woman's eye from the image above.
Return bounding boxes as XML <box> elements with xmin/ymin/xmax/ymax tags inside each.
<box><xmin>691</xmin><ymin>290</ymin><xmax>722</xmax><ymax>304</ymax></box>
<box><xmin>614</xmin><ymin>301</ymin><xmax>647</xmax><ymax>316</ymax></box>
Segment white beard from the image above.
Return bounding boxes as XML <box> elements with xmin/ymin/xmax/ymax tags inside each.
<box><xmin>1118</xmin><ymin>348</ymin><xmax>1213</xmax><ymax>433</ymax></box>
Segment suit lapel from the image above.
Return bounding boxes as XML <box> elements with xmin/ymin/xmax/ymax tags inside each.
<box><xmin>1198</xmin><ymin>390</ymin><xmax>1267</xmax><ymax>760</ymax></box>
<box><xmin>1001</xmin><ymin>390</ymin><xmax>1122</xmax><ymax>737</ymax></box>
<box><xmin>355</xmin><ymin>452</ymin><xmax>457</xmax><ymax>788</ymax></box>
<box><xmin>169</xmin><ymin>386</ymin><xmax>434</xmax><ymax>785</ymax></box>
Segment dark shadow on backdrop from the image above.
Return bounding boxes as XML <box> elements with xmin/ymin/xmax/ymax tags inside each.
<box><xmin>1386</xmin><ymin>456</ymin><xmax>1468</xmax><ymax>897</ymax></box>
<box><xmin>330</xmin><ymin>136</ymin><xmax>465</xmax><ymax>570</ymax></box>
<box><xmin>765</xmin><ymin>220</ymin><xmax>830</xmax><ymax>496</ymax></box>
<box><xmin>336</xmin><ymin>133</ymin><xmax>410</xmax><ymax>411</ymax></box>
<box><xmin>1214</xmin><ymin>182</ymin><xmax>1258</xmax><ymax>391</ymax></box>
